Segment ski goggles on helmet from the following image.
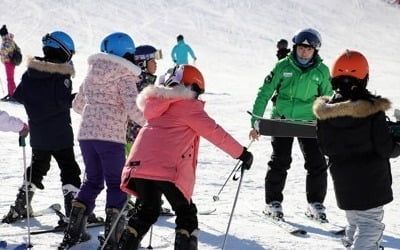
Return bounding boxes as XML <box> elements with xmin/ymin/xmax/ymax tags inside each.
<box><xmin>293</xmin><ymin>32</ymin><xmax>321</xmax><ymax>50</ymax></box>
<box><xmin>160</xmin><ymin>66</ymin><xmax>183</xmax><ymax>88</ymax></box>
<box><xmin>134</xmin><ymin>49</ymin><xmax>163</xmax><ymax>61</ymax></box>
<box><xmin>42</xmin><ymin>33</ymin><xmax>74</xmax><ymax>60</ymax></box>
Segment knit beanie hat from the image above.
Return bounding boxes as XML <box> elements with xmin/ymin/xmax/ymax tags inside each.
<box><xmin>0</xmin><ymin>25</ymin><xmax>8</xmax><ymax>36</ymax></box>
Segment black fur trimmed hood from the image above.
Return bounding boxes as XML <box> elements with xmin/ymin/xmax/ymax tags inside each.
<box><xmin>313</xmin><ymin>95</ymin><xmax>391</xmax><ymax>120</ymax></box>
<box><xmin>27</xmin><ymin>56</ymin><xmax>75</xmax><ymax>77</ymax></box>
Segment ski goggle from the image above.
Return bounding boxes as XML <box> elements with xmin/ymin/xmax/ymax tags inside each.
<box><xmin>42</xmin><ymin>33</ymin><xmax>74</xmax><ymax>60</ymax></box>
<box><xmin>160</xmin><ymin>66</ymin><xmax>184</xmax><ymax>87</ymax></box>
<box><xmin>293</xmin><ymin>32</ymin><xmax>321</xmax><ymax>50</ymax></box>
<box><xmin>134</xmin><ymin>49</ymin><xmax>163</xmax><ymax>61</ymax></box>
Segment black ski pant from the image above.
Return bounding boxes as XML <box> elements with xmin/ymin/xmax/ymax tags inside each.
<box><xmin>127</xmin><ymin>178</ymin><xmax>198</xmax><ymax>238</ymax></box>
<box><xmin>265</xmin><ymin>136</ymin><xmax>328</xmax><ymax>204</ymax></box>
<box><xmin>25</xmin><ymin>147</ymin><xmax>82</xmax><ymax>190</ymax></box>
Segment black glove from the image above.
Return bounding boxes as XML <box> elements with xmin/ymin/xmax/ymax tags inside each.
<box><xmin>237</xmin><ymin>147</ymin><xmax>253</xmax><ymax>170</ymax></box>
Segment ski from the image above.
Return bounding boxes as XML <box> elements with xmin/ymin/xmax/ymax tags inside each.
<box><xmin>31</xmin><ymin>205</ymin><xmax>104</xmax><ymax>235</ymax></box>
<box><xmin>198</xmin><ymin>208</ymin><xmax>217</xmax><ymax>215</ymax></box>
<box><xmin>1</xmin><ymin>203</ymin><xmax>62</xmax><ymax>225</ymax></box>
<box><xmin>250</xmin><ymin>209</ymin><xmax>307</xmax><ymax>236</ymax></box>
<box><xmin>302</xmin><ymin>213</ymin><xmax>345</xmax><ymax>235</ymax></box>
<box><xmin>12</xmin><ymin>243</ymin><xmax>29</xmax><ymax>250</ymax></box>
<box><xmin>30</xmin><ymin>221</ymin><xmax>104</xmax><ymax>235</ymax></box>
<box><xmin>261</xmin><ymin>210</ymin><xmax>307</xmax><ymax>236</ymax></box>
<box><xmin>0</xmin><ymin>242</ymin><xmax>29</xmax><ymax>250</ymax></box>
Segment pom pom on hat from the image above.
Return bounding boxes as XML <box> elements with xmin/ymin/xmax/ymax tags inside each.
<box><xmin>0</xmin><ymin>25</ymin><xmax>8</xmax><ymax>36</ymax></box>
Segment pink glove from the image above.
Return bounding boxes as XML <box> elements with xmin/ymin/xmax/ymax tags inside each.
<box><xmin>19</xmin><ymin>123</ymin><xmax>29</xmax><ymax>137</ymax></box>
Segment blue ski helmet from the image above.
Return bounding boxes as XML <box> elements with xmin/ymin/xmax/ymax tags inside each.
<box><xmin>292</xmin><ymin>28</ymin><xmax>321</xmax><ymax>50</ymax></box>
<box><xmin>42</xmin><ymin>31</ymin><xmax>75</xmax><ymax>61</ymax></box>
<box><xmin>100</xmin><ymin>32</ymin><xmax>135</xmax><ymax>57</ymax></box>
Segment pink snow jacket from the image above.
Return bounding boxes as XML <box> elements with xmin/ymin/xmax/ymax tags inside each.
<box><xmin>0</xmin><ymin>110</ymin><xmax>24</xmax><ymax>132</ymax></box>
<box><xmin>73</xmin><ymin>53</ymin><xmax>144</xmax><ymax>144</ymax></box>
<box><xmin>121</xmin><ymin>84</ymin><xmax>244</xmax><ymax>202</ymax></box>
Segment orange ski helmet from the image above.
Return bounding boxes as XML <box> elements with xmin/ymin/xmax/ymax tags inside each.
<box><xmin>332</xmin><ymin>50</ymin><xmax>369</xmax><ymax>80</ymax></box>
<box><xmin>163</xmin><ymin>65</ymin><xmax>205</xmax><ymax>93</ymax></box>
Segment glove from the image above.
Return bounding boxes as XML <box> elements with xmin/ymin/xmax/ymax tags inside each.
<box><xmin>19</xmin><ymin>123</ymin><xmax>29</xmax><ymax>137</ymax></box>
<box><xmin>237</xmin><ymin>147</ymin><xmax>253</xmax><ymax>170</ymax></box>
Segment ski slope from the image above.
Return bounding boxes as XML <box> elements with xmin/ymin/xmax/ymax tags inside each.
<box><xmin>1</xmin><ymin>0</ymin><xmax>400</xmax><ymax>249</ymax></box>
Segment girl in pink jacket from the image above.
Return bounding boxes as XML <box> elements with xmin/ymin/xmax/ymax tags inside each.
<box><xmin>118</xmin><ymin>65</ymin><xmax>253</xmax><ymax>250</ymax></box>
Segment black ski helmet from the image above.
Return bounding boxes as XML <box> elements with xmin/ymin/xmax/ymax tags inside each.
<box><xmin>277</xmin><ymin>39</ymin><xmax>288</xmax><ymax>49</ymax></box>
<box><xmin>177</xmin><ymin>34</ymin><xmax>184</xmax><ymax>42</ymax></box>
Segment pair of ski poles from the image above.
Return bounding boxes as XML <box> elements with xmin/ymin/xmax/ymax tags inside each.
<box><xmin>210</xmin><ymin>139</ymin><xmax>254</xmax><ymax>250</ymax></box>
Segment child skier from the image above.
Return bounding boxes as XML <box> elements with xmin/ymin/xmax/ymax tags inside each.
<box><xmin>313</xmin><ymin>50</ymin><xmax>400</xmax><ymax>249</ymax></box>
<box><xmin>125</xmin><ymin>44</ymin><xmax>161</xmax><ymax>154</ymax></box>
<box><xmin>117</xmin><ymin>65</ymin><xmax>253</xmax><ymax>250</ymax></box>
<box><xmin>0</xmin><ymin>25</ymin><xmax>18</xmax><ymax>102</ymax></box>
<box><xmin>2</xmin><ymin>31</ymin><xmax>82</xmax><ymax>225</ymax></box>
<box><xmin>59</xmin><ymin>32</ymin><xmax>144</xmax><ymax>250</ymax></box>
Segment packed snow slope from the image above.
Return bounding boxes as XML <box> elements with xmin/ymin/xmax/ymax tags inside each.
<box><xmin>1</xmin><ymin>0</ymin><xmax>400</xmax><ymax>249</ymax></box>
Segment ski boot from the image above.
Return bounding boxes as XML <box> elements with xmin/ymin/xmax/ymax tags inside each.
<box><xmin>2</xmin><ymin>184</ymin><xmax>35</xmax><ymax>223</ymax></box>
<box><xmin>174</xmin><ymin>229</ymin><xmax>199</xmax><ymax>250</ymax></box>
<box><xmin>57</xmin><ymin>184</ymin><xmax>80</xmax><ymax>227</ymax></box>
<box><xmin>117</xmin><ymin>226</ymin><xmax>142</xmax><ymax>250</ymax></box>
<box><xmin>58</xmin><ymin>201</ymin><xmax>91</xmax><ymax>249</ymax></box>
<box><xmin>306</xmin><ymin>202</ymin><xmax>327</xmax><ymax>222</ymax></box>
<box><xmin>98</xmin><ymin>207</ymin><xmax>126</xmax><ymax>250</ymax></box>
<box><xmin>263</xmin><ymin>201</ymin><xmax>284</xmax><ymax>220</ymax></box>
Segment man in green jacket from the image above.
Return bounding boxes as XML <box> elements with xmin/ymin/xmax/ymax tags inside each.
<box><xmin>249</xmin><ymin>28</ymin><xmax>333</xmax><ymax>221</ymax></box>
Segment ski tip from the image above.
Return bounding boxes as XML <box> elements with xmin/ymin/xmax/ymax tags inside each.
<box><xmin>332</xmin><ymin>229</ymin><xmax>345</xmax><ymax>236</ymax></box>
<box><xmin>291</xmin><ymin>229</ymin><xmax>308</xmax><ymax>236</ymax></box>
<box><xmin>198</xmin><ymin>208</ymin><xmax>216</xmax><ymax>215</ymax></box>
<box><xmin>50</xmin><ymin>203</ymin><xmax>62</xmax><ymax>211</ymax></box>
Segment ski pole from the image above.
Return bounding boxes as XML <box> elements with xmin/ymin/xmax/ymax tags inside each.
<box><xmin>221</xmin><ymin>166</ymin><xmax>246</xmax><ymax>250</ymax></box>
<box><xmin>212</xmin><ymin>139</ymin><xmax>254</xmax><ymax>202</ymax></box>
<box><xmin>0</xmin><ymin>76</ymin><xmax>4</xmax><ymax>95</ymax></box>
<box><xmin>147</xmin><ymin>226</ymin><xmax>153</xmax><ymax>249</ymax></box>
<box><xmin>20</xmin><ymin>135</ymin><xmax>33</xmax><ymax>249</ymax></box>
<box><xmin>100</xmin><ymin>199</ymin><xmax>129</xmax><ymax>250</ymax></box>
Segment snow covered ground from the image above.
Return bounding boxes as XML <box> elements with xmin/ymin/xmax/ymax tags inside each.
<box><xmin>1</xmin><ymin>0</ymin><xmax>400</xmax><ymax>249</ymax></box>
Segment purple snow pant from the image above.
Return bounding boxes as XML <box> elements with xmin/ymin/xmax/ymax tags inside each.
<box><xmin>76</xmin><ymin>140</ymin><xmax>127</xmax><ymax>215</ymax></box>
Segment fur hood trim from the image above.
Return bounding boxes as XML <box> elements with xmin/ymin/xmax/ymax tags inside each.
<box><xmin>137</xmin><ymin>84</ymin><xmax>197</xmax><ymax>111</ymax></box>
<box><xmin>88</xmin><ymin>53</ymin><xmax>141</xmax><ymax>76</ymax></box>
<box><xmin>313</xmin><ymin>96</ymin><xmax>391</xmax><ymax>120</ymax></box>
<box><xmin>27</xmin><ymin>56</ymin><xmax>75</xmax><ymax>76</ymax></box>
